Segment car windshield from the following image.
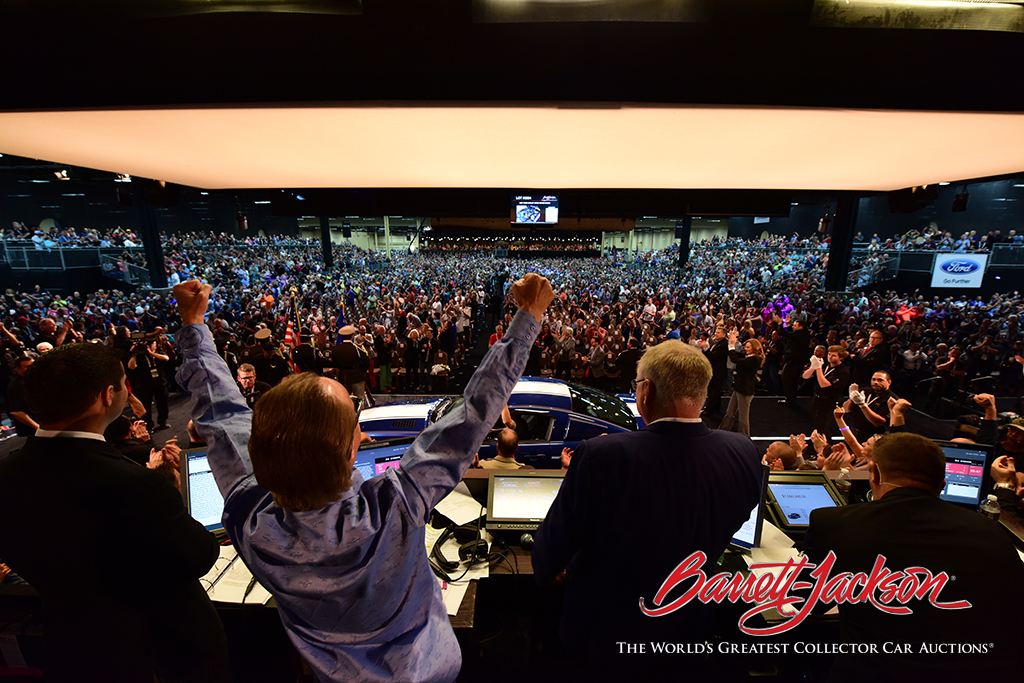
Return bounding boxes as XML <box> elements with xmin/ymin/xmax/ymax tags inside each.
<box><xmin>568</xmin><ymin>383</ymin><xmax>636</xmax><ymax>431</ymax></box>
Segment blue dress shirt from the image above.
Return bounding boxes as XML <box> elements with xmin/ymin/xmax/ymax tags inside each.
<box><xmin>177</xmin><ymin>310</ymin><xmax>539</xmax><ymax>683</ymax></box>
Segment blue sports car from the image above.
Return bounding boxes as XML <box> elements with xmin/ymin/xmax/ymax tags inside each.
<box><xmin>358</xmin><ymin>377</ymin><xmax>645</xmax><ymax>469</ymax></box>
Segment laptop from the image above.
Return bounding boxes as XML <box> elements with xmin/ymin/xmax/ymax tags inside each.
<box><xmin>765</xmin><ymin>470</ymin><xmax>845</xmax><ymax>538</ymax></box>
<box><xmin>935</xmin><ymin>439</ymin><xmax>995</xmax><ymax>510</ymax></box>
<box><xmin>180</xmin><ymin>447</ymin><xmax>226</xmax><ymax>533</ymax></box>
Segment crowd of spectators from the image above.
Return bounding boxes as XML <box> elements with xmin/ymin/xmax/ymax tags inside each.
<box><xmin>855</xmin><ymin>226</ymin><xmax>1024</xmax><ymax>252</ymax></box>
<box><xmin>1</xmin><ymin>232</ymin><xmax>1019</xmax><ymax>429</ymax></box>
<box><xmin>3</xmin><ymin>229</ymin><xmax>1024</xmax><ymax>680</ymax></box>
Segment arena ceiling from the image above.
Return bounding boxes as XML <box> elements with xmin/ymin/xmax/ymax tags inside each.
<box><xmin>1</xmin><ymin>105</ymin><xmax>1023</xmax><ymax>193</ymax></box>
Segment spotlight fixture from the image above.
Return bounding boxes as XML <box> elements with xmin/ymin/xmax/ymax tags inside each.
<box><xmin>54</xmin><ymin>169</ymin><xmax>70</xmax><ymax>180</ymax></box>
<box><xmin>114</xmin><ymin>173</ymin><xmax>132</xmax><ymax>183</ymax></box>
<box><xmin>818</xmin><ymin>200</ymin><xmax>833</xmax><ymax>234</ymax></box>
<box><xmin>952</xmin><ymin>185</ymin><xmax>969</xmax><ymax>212</ymax></box>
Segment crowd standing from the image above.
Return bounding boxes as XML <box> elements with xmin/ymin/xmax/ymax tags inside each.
<box><xmin>2</xmin><ymin>224</ymin><xmax>1024</xmax><ymax>682</ymax></box>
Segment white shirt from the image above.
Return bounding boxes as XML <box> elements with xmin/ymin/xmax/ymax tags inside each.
<box><xmin>35</xmin><ymin>429</ymin><xmax>105</xmax><ymax>441</ymax></box>
<box><xmin>648</xmin><ymin>417</ymin><xmax>703</xmax><ymax>425</ymax></box>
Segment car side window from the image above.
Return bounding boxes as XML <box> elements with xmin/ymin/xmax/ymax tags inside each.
<box><xmin>566</xmin><ymin>418</ymin><xmax>607</xmax><ymax>442</ymax></box>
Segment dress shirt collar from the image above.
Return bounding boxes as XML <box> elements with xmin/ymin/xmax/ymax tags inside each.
<box><xmin>35</xmin><ymin>429</ymin><xmax>106</xmax><ymax>442</ymax></box>
<box><xmin>648</xmin><ymin>417</ymin><xmax>704</xmax><ymax>425</ymax></box>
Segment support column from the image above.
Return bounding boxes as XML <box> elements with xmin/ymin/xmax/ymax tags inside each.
<box><xmin>320</xmin><ymin>216</ymin><xmax>334</xmax><ymax>270</ymax></box>
<box><xmin>130</xmin><ymin>180</ymin><xmax>168</xmax><ymax>289</ymax></box>
<box><xmin>824</xmin><ymin>193</ymin><xmax>859</xmax><ymax>292</ymax></box>
<box><xmin>677</xmin><ymin>217</ymin><xmax>692</xmax><ymax>268</ymax></box>
<box><xmin>384</xmin><ymin>216</ymin><xmax>392</xmax><ymax>259</ymax></box>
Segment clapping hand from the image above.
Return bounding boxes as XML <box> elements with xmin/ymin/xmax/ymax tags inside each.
<box><xmin>809</xmin><ymin>355</ymin><xmax>824</xmax><ymax>370</ymax></box>
<box><xmin>130</xmin><ymin>420</ymin><xmax>150</xmax><ymax>442</ymax></box>
<box><xmin>817</xmin><ymin>444</ymin><xmax>853</xmax><ymax>471</ymax></box>
<box><xmin>848</xmin><ymin>383</ymin><xmax>866</xmax><ymax>406</ymax></box>
<box><xmin>161</xmin><ymin>437</ymin><xmax>181</xmax><ymax>470</ymax></box>
<box><xmin>561</xmin><ymin>447</ymin><xmax>574</xmax><ymax>470</ymax></box>
<box><xmin>810</xmin><ymin>429</ymin><xmax>828</xmax><ymax>454</ymax></box>
<box><xmin>789</xmin><ymin>433</ymin><xmax>808</xmax><ymax>454</ymax></box>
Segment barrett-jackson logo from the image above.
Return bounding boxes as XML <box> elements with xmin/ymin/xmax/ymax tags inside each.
<box><xmin>639</xmin><ymin>551</ymin><xmax>970</xmax><ymax>636</ymax></box>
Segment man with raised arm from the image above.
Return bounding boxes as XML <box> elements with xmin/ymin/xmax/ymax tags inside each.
<box><xmin>173</xmin><ymin>273</ymin><xmax>553</xmax><ymax>683</ymax></box>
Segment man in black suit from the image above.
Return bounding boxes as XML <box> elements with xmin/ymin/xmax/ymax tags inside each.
<box><xmin>702</xmin><ymin>325</ymin><xmax>729</xmax><ymax>415</ymax></box>
<box><xmin>0</xmin><ymin>343</ymin><xmax>230</xmax><ymax>683</ymax></box>
<box><xmin>775</xmin><ymin>312</ymin><xmax>812</xmax><ymax>405</ymax></box>
<box><xmin>291</xmin><ymin>329</ymin><xmax>324</xmax><ymax>375</ymax></box>
<box><xmin>533</xmin><ymin>340</ymin><xmax>762</xmax><ymax>674</ymax></box>
<box><xmin>850</xmin><ymin>328</ymin><xmax>889</xmax><ymax>387</ymax></box>
<box><xmin>804</xmin><ymin>432</ymin><xmax>1023</xmax><ymax>682</ymax></box>
<box><xmin>616</xmin><ymin>337</ymin><xmax>642</xmax><ymax>392</ymax></box>
<box><xmin>331</xmin><ymin>324</ymin><xmax>369</xmax><ymax>400</ymax></box>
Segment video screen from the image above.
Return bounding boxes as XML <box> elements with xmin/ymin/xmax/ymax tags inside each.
<box><xmin>186</xmin><ymin>452</ymin><xmax>224</xmax><ymax>531</ymax></box>
<box><xmin>939</xmin><ymin>443</ymin><xmax>989</xmax><ymax>507</ymax></box>
<box><xmin>512</xmin><ymin>195</ymin><xmax>559</xmax><ymax>224</ymax></box>
<box><xmin>353</xmin><ymin>443</ymin><xmax>407</xmax><ymax>482</ymax></box>
<box><xmin>374</xmin><ymin>454</ymin><xmax>403</xmax><ymax>476</ymax></box>
<box><xmin>491</xmin><ymin>475</ymin><xmax>563</xmax><ymax>521</ymax></box>
<box><xmin>767</xmin><ymin>482</ymin><xmax>838</xmax><ymax>527</ymax></box>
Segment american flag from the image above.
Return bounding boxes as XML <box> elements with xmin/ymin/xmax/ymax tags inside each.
<box><xmin>284</xmin><ymin>321</ymin><xmax>300</xmax><ymax>373</ymax></box>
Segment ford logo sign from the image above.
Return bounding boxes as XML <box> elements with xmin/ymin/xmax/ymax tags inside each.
<box><xmin>940</xmin><ymin>261</ymin><xmax>979</xmax><ymax>274</ymax></box>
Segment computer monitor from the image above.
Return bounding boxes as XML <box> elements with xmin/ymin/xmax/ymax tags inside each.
<box><xmin>180</xmin><ymin>448</ymin><xmax>225</xmax><ymax>533</ymax></box>
<box><xmin>730</xmin><ymin>464</ymin><xmax>770</xmax><ymax>551</ymax></box>
<box><xmin>352</xmin><ymin>440</ymin><xmax>411</xmax><ymax>482</ymax></box>
<box><xmin>935</xmin><ymin>440</ymin><xmax>995</xmax><ymax>509</ymax></box>
<box><xmin>485</xmin><ymin>471</ymin><xmax>565</xmax><ymax>531</ymax></box>
<box><xmin>765</xmin><ymin>470</ymin><xmax>845</xmax><ymax>537</ymax></box>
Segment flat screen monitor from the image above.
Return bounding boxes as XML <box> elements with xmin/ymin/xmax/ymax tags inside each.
<box><xmin>936</xmin><ymin>440</ymin><xmax>994</xmax><ymax>509</ymax></box>
<box><xmin>730</xmin><ymin>464</ymin><xmax>770</xmax><ymax>551</ymax></box>
<box><xmin>766</xmin><ymin>471</ymin><xmax>845</xmax><ymax>536</ymax></box>
<box><xmin>180</xmin><ymin>448</ymin><xmax>225</xmax><ymax>533</ymax></box>
<box><xmin>512</xmin><ymin>195</ymin><xmax>558</xmax><ymax>224</ymax></box>
<box><xmin>486</xmin><ymin>471</ymin><xmax>565</xmax><ymax>531</ymax></box>
<box><xmin>352</xmin><ymin>441</ymin><xmax>410</xmax><ymax>482</ymax></box>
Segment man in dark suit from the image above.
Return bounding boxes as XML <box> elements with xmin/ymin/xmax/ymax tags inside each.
<box><xmin>702</xmin><ymin>325</ymin><xmax>730</xmax><ymax>415</ymax></box>
<box><xmin>616</xmin><ymin>337</ymin><xmax>642</xmax><ymax>392</ymax></box>
<box><xmin>0</xmin><ymin>343</ymin><xmax>230</xmax><ymax>683</ymax></box>
<box><xmin>850</xmin><ymin>329</ymin><xmax>889</xmax><ymax>387</ymax></box>
<box><xmin>775</xmin><ymin>312</ymin><xmax>812</xmax><ymax>405</ymax></box>
<box><xmin>804</xmin><ymin>432</ymin><xmax>1024</xmax><ymax>682</ymax></box>
<box><xmin>291</xmin><ymin>329</ymin><xmax>324</xmax><ymax>375</ymax></box>
<box><xmin>533</xmin><ymin>340</ymin><xmax>762</xmax><ymax>674</ymax></box>
<box><xmin>331</xmin><ymin>324</ymin><xmax>369</xmax><ymax>400</ymax></box>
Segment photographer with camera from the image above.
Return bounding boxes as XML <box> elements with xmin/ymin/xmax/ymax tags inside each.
<box><xmin>127</xmin><ymin>336</ymin><xmax>170</xmax><ymax>430</ymax></box>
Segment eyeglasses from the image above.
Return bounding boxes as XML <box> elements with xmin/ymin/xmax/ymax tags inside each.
<box><xmin>631</xmin><ymin>378</ymin><xmax>650</xmax><ymax>392</ymax></box>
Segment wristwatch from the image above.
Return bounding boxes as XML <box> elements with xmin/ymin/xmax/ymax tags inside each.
<box><xmin>993</xmin><ymin>482</ymin><xmax>1016</xmax><ymax>491</ymax></box>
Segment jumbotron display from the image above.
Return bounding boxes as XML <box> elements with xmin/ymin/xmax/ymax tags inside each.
<box><xmin>512</xmin><ymin>195</ymin><xmax>559</xmax><ymax>225</ymax></box>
